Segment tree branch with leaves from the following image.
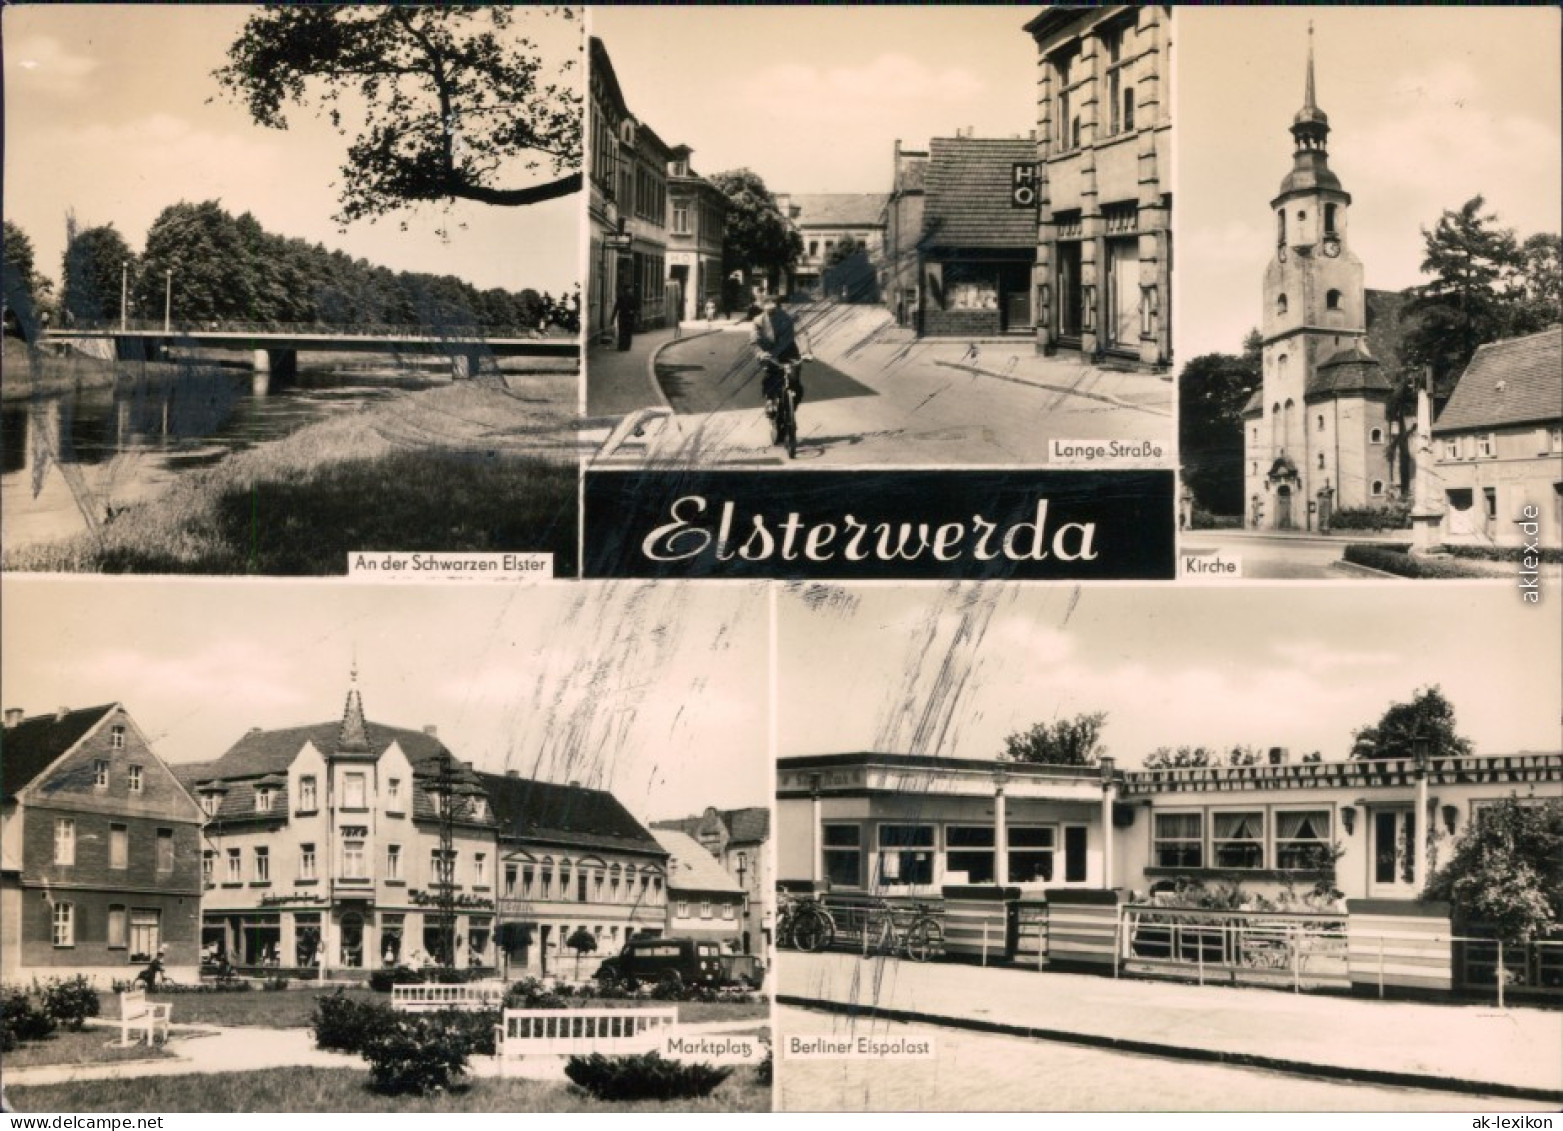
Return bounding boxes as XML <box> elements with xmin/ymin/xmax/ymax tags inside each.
<box><xmin>214</xmin><ymin>6</ymin><xmax>583</xmax><ymax>227</ymax></box>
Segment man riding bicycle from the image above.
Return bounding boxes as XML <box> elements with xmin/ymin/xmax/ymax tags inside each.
<box><xmin>749</xmin><ymin>293</ymin><xmax>812</xmax><ymax>420</ymax></box>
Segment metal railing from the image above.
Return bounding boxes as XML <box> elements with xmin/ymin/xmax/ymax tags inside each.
<box><xmin>1120</xmin><ymin>905</ymin><xmax>1350</xmax><ymax>991</ymax></box>
<box><xmin>49</xmin><ymin>319</ymin><xmax>577</xmax><ymax>341</ymax></box>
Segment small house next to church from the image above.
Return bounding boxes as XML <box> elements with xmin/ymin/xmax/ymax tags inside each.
<box><xmin>1432</xmin><ymin>326</ymin><xmax>1563</xmax><ymax>548</ymax></box>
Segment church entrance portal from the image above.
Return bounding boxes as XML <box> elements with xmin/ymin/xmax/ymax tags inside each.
<box><xmin>1276</xmin><ymin>484</ymin><xmax>1295</xmax><ymax>530</ymax></box>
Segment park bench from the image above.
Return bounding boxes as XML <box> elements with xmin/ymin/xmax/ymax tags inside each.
<box><xmin>493</xmin><ymin>1007</ymin><xmax>677</xmax><ymax>1072</ymax></box>
<box><xmin>118</xmin><ymin>989</ymin><xmax>172</xmax><ymax>1047</ymax></box>
<box><xmin>390</xmin><ymin>980</ymin><xmax>508</xmax><ymax>1013</ymax></box>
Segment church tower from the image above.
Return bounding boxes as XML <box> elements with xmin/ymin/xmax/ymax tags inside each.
<box><xmin>1243</xmin><ymin>27</ymin><xmax>1393</xmax><ymax>530</ymax></box>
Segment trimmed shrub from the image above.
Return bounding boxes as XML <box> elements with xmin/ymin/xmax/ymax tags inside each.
<box><xmin>1343</xmin><ymin>543</ymin><xmax>1490</xmax><ymax>579</ymax></box>
<box><xmin>565</xmin><ymin>1052</ymin><xmax>734</xmax><ymax>1102</ymax></box>
<box><xmin>1330</xmin><ymin>504</ymin><xmax>1411</xmax><ymax>531</ymax></box>
<box><xmin>506</xmin><ymin>977</ymin><xmax>567</xmax><ymax>1010</ymax></box>
<box><xmin>362</xmin><ymin>1017</ymin><xmax>471</xmax><ymax>1096</ymax></box>
<box><xmin>2</xmin><ymin>985</ymin><xmax>56</xmax><ymax>1047</ymax></box>
<box><xmin>261</xmin><ymin>976</ymin><xmax>290</xmax><ymax>992</ymax></box>
<box><xmin>756</xmin><ymin>1042</ymin><xmax>773</xmax><ymax>1087</ymax></box>
<box><xmin>312</xmin><ymin>989</ymin><xmax>396</xmax><ymax>1053</ymax></box>
<box><xmin>113</xmin><ymin>978</ymin><xmax>253</xmax><ymax>994</ymax></box>
<box><xmin>1441</xmin><ymin>543</ymin><xmax>1563</xmax><ymax>565</ymax></box>
<box><xmin>429</xmin><ymin>1008</ymin><xmax>499</xmax><ymax>1057</ymax></box>
<box><xmin>41</xmin><ymin>975</ymin><xmax>101</xmax><ymax>1030</ymax></box>
<box><xmin>367</xmin><ymin>966</ymin><xmax>425</xmax><ymax>993</ymax></box>
<box><xmin>1189</xmin><ymin>507</ymin><xmax>1242</xmax><ymax>530</ymax></box>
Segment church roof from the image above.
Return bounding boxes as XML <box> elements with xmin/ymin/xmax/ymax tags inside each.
<box><xmin>1240</xmin><ymin>388</ymin><xmax>1264</xmax><ymax>417</ymax></box>
<box><xmin>1305</xmin><ymin>344</ymin><xmax>1392</xmax><ymax>401</ymax></box>
<box><xmin>1433</xmin><ymin>326</ymin><xmax>1562</xmax><ymax>434</ymax></box>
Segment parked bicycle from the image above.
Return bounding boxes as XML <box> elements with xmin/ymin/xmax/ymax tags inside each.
<box><xmin>863</xmin><ymin>900</ymin><xmax>944</xmax><ymax>963</ymax></box>
<box><xmin>777</xmin><ymin>890</ymin><xmax>836</xmax><ymax>953</ymax></box>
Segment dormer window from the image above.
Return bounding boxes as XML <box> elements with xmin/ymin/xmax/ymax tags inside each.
<box><xmin>255</xmin><ymin>788</ymin><xmax>275</xmax><ymax>813</ymax></box>
<box><xmin>202</xmin><ymin>793</ymin><xmax>220</xmax><ymax>817</ymax></box>
<box><xmin>470</xmin><ymin>798</ymin><xmax>486</xmax><ymax>821</ymax></box>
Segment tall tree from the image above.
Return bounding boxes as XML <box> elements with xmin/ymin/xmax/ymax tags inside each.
<box><xmin>1176</xmin><ymin>337</ymin><xmax>1262</xmax><ymax>516</ymax></box>
<box><xmin>137</xmin><ymin>202</ymin><xmax>259</xmax><ymax>324</ymax></box>
<box><xmin>61</xmin><ymin>222</ymin><xmax>134</xmax><ymax>325</ymax></box>
<box><xmin>1001</xmin><ymin>712</ymin><xmax>1108</xmax><ymax>767</ymax></box>
<box><xmin>214</xmin><ymin>6</ymin><xmax>583</xmax><ymax>225</ymax></box>
<box><xmin>3</xmin><ymin>221</ymin><xmax>40</xmax><ymax>337</ymax></box>
<box><xmin>709</xmin><ymin>169</ymin><xmax>802</xmax><ymax>291</ymax></box>
<box><xmin>1399</xmin><ymin>197</ymin><xmax>1560</xmax><ymax>394</ymax></box>
<box><xmin>1350</xmin><ymin>685</ymin><xmax>1474</xmax><ymax>762</ymax></box>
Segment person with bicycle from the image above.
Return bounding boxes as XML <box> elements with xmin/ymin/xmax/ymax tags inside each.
<box><xmin>749</xmin><ymin>293</ymin><xmax>812</xmax><ymax>422</ymax></box>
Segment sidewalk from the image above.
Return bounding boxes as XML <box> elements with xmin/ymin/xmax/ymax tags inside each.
<box><xmin>2</xmin><ymin>1016</ymin><xmax>771</xmax><ymax>1089</ymax></box>
<box><xmin>778</xmin><ymin>951</ymin><xmax>1563</xmax><ymax>1101</ymax></box>
<box><xmin>584</xmin><ymin>326</ymin><xmax>677</xmax><ymax>419</ymax></box>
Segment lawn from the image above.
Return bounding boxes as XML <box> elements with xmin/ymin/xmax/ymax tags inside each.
<box><xmin>3</xmin><ymin>378</ymin><xmax>580</xmax><ymax>575</ymax></box>
<box><xmin>0</xmin><ymin>1026</ymin><xmax>178</xmax><ymax>1069</ymax></box>
<box><xmin>5</xmin><ymin>1065</ymin><xmax>771</xmax><ymax>1113</ymax></box>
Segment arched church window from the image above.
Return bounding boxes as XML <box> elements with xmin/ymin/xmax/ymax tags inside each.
<box><xmin>1296</xmin><ymin>210</ymin><xmax>1306</xmax><ymax>223</ymax></box>
<box><xmin>1317</xmin><ymin>453</ymin><xmax>1325</xmax><ymax>470</ymax></box>
<box><xmin>1326</xmin><ymin>289</ymin><xmax>1341</xmax><ymax>310</ymax></box>
<box><xmin>1276</xmin><ymin>211</ymin><xmax>1286</xmax><ymax>245</ymax></box>
<box><xmin>1276</xmin><ymin>294</ymin><xmax>1288</xmax><ymax>316</ymax></box>
<box><xmin>1324</xmin><ymin>203</ymin><xmax>1338</xmax><ymax>235</ymax></box>
<box><xmin>1316</xmin><ymin>414</ymin><xmax>1324</xmax><ymax>432</ymax></box>
<box><xmin>1369</xmin><ymin>427</ymin><xmax>1384</xmax><ymax>444</ymax></box>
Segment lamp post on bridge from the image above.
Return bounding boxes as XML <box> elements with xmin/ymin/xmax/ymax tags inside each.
<box><xmin>164</xmin><ymin>270</ymin><xmax>173</xmax><ymax>334</ymax></box>
<box><xmin>120</xmin><ymin>262</ymin><xmax>129</xmax><ymax>331</ymax></box>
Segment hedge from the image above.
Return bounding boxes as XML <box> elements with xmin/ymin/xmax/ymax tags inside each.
<box><xmin>1343</xmin><ymin>543</ymin><xmax>1491</xmax><ymax>579</ymax></box>
<box><xmin>1441</xmin><ymin>543</ymin><xmax>1563</xmax><ymax>565</ymax></box>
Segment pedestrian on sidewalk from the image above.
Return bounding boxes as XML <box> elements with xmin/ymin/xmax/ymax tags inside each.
<box><xmin>610</xmin><ymin>283</ymin><xmax>640</xmax><ymax>352</ymax></box>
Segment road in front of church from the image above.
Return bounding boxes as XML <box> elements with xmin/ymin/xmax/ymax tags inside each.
<box><xmin>1180</xmin><ymin>530</ymin><xmax>1379</xmax><ymax>580</ymax></box>
<box><xmin>774</xmin><ymin>1006</ymin><xmax>1551</xmax><ymax>1112</ymax></box>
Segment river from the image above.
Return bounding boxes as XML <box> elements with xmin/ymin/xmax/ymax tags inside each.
<box><xmin>1</xmin><ymin>359</ymin><xmax>444</xmax><ymax>552</ymax></box>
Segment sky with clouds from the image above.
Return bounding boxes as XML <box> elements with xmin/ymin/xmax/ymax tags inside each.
<box><xmin>3</xmin><ymin>6</ymin><xmax>582</xmax><ymax>297</ymax></box>
<box><xmin>589</xmin><ymin>6</ymin><xmax>1038</xmax><ymax>193</ymax></box>
<box><xmin>1</xmin><ymin>579</ymin><xmax>769</xmax><ymax>825</ymax></box>
<box><xmin>780</xmin><ymin>583</ymin><xmax>1561</xmax><ymax>767</ymax></box>
<box><xmin>1178</xmin><ymin>7</ymin><xmax>1562</xmax><ymax>362</ymax></box>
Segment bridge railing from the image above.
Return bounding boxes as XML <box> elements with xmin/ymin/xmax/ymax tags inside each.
<box><xmin>51</xmin><ymin>319</ymin><xmax>577</xmax><ymax>341</ymax></box>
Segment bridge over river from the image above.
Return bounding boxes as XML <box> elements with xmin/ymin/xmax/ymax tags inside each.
<box><xmin>43</xmin><ymin>322</ymin><xmax>579</xmax><ymax>379</ymax></box>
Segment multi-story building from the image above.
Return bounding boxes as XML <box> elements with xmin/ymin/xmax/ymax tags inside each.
<box><xmin>882</xmin><ymin>142</ymin><xmax>929</xmax><ymax>328</ymax></box>
<box><xmin>1</xmin><ymin>704</ymin><xmax>204</xmax><ymax>983</ymax></box>
<box><xmin>1240</xmin><ymin>32</ymin><xmax>1395</xmax><ymax>532</ymax></box>
<box><xmin>651</xmin><ymin>828</ymin><xmax>745</xmax><ymax>951</ymax></box>
<box><xmin>483</xmin><ymin>771</ymin><xmax>667</xmax><ymax>978</ymax></box>
<box><xmin>183</xmin><ymin>682</ymin><xmax>499</xmax><ymax>975</ymax></box>
<box><xmin>587</xmin><ymin>37</ymin><xmax>672</xmax><ymax>337</ymax></box>
<box><xmin>653</xmin><ymin>806</ymin><xmax>771</xmax><ymax>954</ymax></box>
<box><xmin>774</xmin><ymin>194</ymin><xmax>888</xmax><ymax>300</ymax></box>
<box><xmin>1431</xmin><ymin>327</ymin><xmax>1563</xmax><ymax>548</ymax></box>
<box><xmin>665</xmin><ymin>146</ymin><xmax>728</xmax><ymax>323</ymax></box>
<box><xmin>1026</xmin><ymin>6</ymin><xmax>1173</xmax><ymax>367</ymax></box>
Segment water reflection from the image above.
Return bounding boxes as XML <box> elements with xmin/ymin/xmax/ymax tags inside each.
<box><xmin>1</xmin><ymin>361</ymin><xmax>442</xmax><ymax>550</ymax></box>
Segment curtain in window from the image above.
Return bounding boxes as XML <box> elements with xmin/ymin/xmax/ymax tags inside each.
<box><xmin>1214</xmin><ymin>812</ymin><xmax>1262</xmax><ymax>840</ymax></box>
<box><xmin>1156</xmin><ymin>813</ymin><xmax>1200</xmax><ymax>839</ymax></box>
<box><xmin>1278</xmin><ymin>812</ymin><xmax>1325</xmax><ymax>841</ymax></box>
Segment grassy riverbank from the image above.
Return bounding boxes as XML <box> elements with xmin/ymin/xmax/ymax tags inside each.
<box><xmin>3</xmin><ymin>377</ymin><xmax>580</xmax><ymax>576</ymax></box>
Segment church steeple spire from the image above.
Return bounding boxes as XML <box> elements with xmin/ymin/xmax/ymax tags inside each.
<box><xmin>337</xmin><ymin>659</ymin><xmax>371</xmax><ymax>754</ymax></box>
<box><xmin>1290</xmin><ymin>22</ymin><xmax>1330</xmax><ymax>152</ymax></box>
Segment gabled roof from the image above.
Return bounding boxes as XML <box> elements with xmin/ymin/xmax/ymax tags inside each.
<box><xmin>783</xmin><ymin>194</ymin><xmax>889</xmax><ymax>230</ymax></box>
<box><xmin>650</xmin><ymin>828</ymin><xmax>743</xmax><ymax>896</ymax></box>
<box><xmin>653</xmin><ymin>806</ymin><xmax>770</xmax><ymax>845</ymax></box>
<box><xmin>1433</xmin><ymin>326</ymin><xmax>1562</xmax><ymax>434</ymax></box>
<box><xmin>923</xmin><ymin>136</ymin><xmax>1038</xmax><ymax>250</ymax></box>
<box><xmin>1</xmin><ymin>705</ymin><xmax>115</xmax><ymax>799</ymax></box>
<box><xmin>479</xmin><ymin>771</ymin><xmax>663</xmax><ymax>857</ymax></box>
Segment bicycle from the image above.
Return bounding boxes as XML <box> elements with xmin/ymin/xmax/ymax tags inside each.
<box><xmin>764</xmin><ymin>356</ymin><xmax>807</xmax><ymax>460</ymax></box>
<box><xmin>777</xmin><ymin>890</ymin><xmax>836</xmax><ymax>953</ymax></box>
<box><xmin>862</xmin><ymin>900</ymin><xmax>944</xmax><ymax>963</ymax></box>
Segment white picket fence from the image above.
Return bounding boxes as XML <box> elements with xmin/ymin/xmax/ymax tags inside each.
<box><xmin>493</xmin><ymin>1007</ymin><xmax>678</xmax><ymax>1068</ymax></box>
<box><xmin>390</xmin><ymin>980</ymin><xmax>508</xmax><ymax>1012</ymax></box>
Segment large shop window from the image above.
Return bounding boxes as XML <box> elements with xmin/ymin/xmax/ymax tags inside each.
<box><xmin>876</xmin><ymin>824</ymin><xmax>935</xmax><ymax>888</ymax></box>
<box><xmin>1007</xmin><ymin>826</ymin><xmax>1056</xmax><ymax>883</ymax></box>
<box><xmin>942</xmin><ymin>263</ymin><xmax>999</xmax><ymax>312</ymax></box>
<box><xmin>945</xmin><ymin>826</ymin><xmax>996</xmax><ymax>884</ymax></box>
<box><xmin>1212</xmin><ymin>811</ymin><xmax>1265</xmax><ymax>869</ymax></box>
<box><xmin>1154</xmin><ymin>812</ymin><xmax>1203</xmax><ymax>868</ymax></box>
<box><xmin>339</xmin><ymin>912</ymin><xmax>365</xmax><ymax>969</ymax></box>
<box><xmin>380</xmin><ymin>914</ymin><xmax>404</xmax><ymax>966</ymax></box>
<box><xmin>1275</xmin><ymin>811</ymin><xmax>1332</xmax><ymax>870</ymax></box>
<box><xmin>823</xmin><ymin>824</ymin><xmax>862</xmax><ymax>889</ymax></box>
<box><xmin>295</xmin><ymin>914</ymin><xmax>321</xmax><ymax>967</ymax></box>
